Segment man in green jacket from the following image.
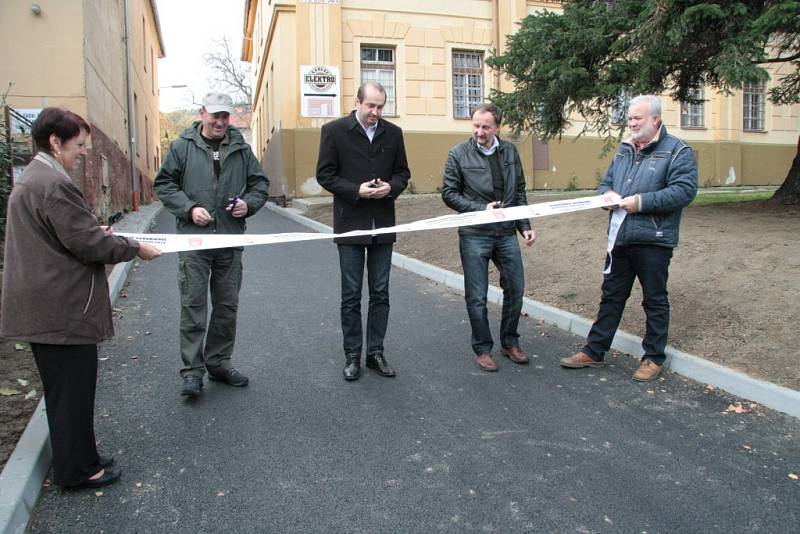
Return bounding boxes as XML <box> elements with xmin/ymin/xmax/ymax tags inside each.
<box><xmin>155</xmin><ymin>93</ymin><xmax>269</xmax><ymax>397</ymax></box>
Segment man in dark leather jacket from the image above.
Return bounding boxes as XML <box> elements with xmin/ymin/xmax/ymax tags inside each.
<box><xmin>560</xmin><ymin>95</ymin><xmax>698</xmax><ymax>382</ymax></box>
<box><xmin>442</xmin><ymin>103</ymin><xmax>536</xmax><ymax>372</ymax></box>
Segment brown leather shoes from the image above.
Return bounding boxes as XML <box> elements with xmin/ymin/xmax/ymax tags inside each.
<box><xmin>502</xmin><ymin>346</ymin><xmax>529</xmax><ymax>364</ymax></box>
<box><xmin>559</xmin><ymin>351</ymin><xmax>605</xmax><ymax>368</ymax></box>
<box><xmin>632</xmin><ymin>359</ymin><xmax>663</xmax><ymax>382</ymax></box>
<box><xmin>474</xmin><ymin>353</ymin><xmax>498</xmax><ymax>372</ymax></box>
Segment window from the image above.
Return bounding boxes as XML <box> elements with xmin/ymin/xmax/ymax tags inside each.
<box><xmin>743</xmin><ymin>81</ymin><xmax>766</xmax><ymax>131</ymax></box>
<box><xmin>133</xmin><ymin>93</ymin><xmax>139</xmax><ymax>158</ymax></box>
<box><xmin>680</xmin><ymin>86</ymin><xmax>705</xmax><ymax>128</ymax></box>
<box><xmin>144</xmin><ymin>115</ymin><xmax>150</xmax><ymax>169</ymax></box>
<box><xmin>142</xmin><ymin>16</ymin><xmax>147</xmax><ymax>71</ymax></box>
<box><xmin>610</xmin><ymin>90</ymin><xmax>631</xmax><ymax>125</ymax></box>
<box><xmin>452</xmin><ymin>51</ymin><xmax>483</xmax><ymax>119</ymax></box>
<box><xmin>151</xmin><ymin>46</ymin><xmax>155</xmax><ymax>94</ymax></box>
<box><xmin>360</xmin><ymin>46</ymin><xmax>396</xmax><ymax>115</ymax></box>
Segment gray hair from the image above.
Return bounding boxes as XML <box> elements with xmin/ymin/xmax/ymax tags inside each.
<box><xmin>629</xmin><ymin>95</ymin><xmax>662</xmax><ymax>118</ymax></box>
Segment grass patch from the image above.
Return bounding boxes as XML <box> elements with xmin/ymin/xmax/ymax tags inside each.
<box><xmin>691</xmin><ymin>192</ymin><xmax>772</xmax><ymax>205</ymax></box>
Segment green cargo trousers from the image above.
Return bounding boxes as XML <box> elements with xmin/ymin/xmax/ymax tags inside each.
<box><xmin>177</xmin><ymin>248</ymin><xmax>243</xmax><ymax>378</ymax></box>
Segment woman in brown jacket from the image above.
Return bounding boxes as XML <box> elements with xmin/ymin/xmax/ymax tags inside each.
<box><xmin>0</xmin><ymin>108</ymin><xmax>160</xmax><ymax>490</ymax></box>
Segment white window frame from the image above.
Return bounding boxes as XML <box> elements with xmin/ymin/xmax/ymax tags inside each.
<box><xmin>610</xmin><ymin>90</ymin><xmax>631</xmax><ymax>125</ymax></box>
<box><xmin>452</xmin><ymin>50</ymin><xmax>484</xmax><ymax>119</ymax></box>
<box><xmin>360</xmin><ymin>45</ymin><xmax>397</xmax><ymax>116</ymax></box>
<box><xmin>743</xmin><ymin>80</ymin><xmax>766</xmax><ymax>132</ymax></box>
<box><xmin>680</xmin><ymin>86</ymin><xmax>705</xmax><ymax>129</ymax></box>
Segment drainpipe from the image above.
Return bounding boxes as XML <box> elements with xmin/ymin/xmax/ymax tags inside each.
<box><xmin>123</xmin><ymin>0</ymin><xmax>139</xmax><ymax>211</ymax></box>
<box><xmin>493</xmin><ymin>0</ymin><xmax>501</xmax><ymax>91</ymax></box>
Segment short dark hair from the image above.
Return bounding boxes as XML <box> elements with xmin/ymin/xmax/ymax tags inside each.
<box><xmin>471</xmin><ymin>103</ymin><xmax>502</xmax><ymax>126</ymax></box>
<box><xmin>31</xmin><ymin>107</ymin><xmax>91</xmax><ymax>154</ymax></box>
<box><xmin>356</xmin><ymin>80</ymin><xmax>387</xmax><ymax>104</ymax></box>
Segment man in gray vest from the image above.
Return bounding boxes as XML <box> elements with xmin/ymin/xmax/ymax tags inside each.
<box><xmin>155</xmin><ymin>93</ymin><xmax>268</xmax><ymax>397</ymax></box>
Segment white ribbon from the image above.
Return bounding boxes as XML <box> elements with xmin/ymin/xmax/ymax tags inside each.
<box><xmin>603</xmin><ymin>208</ymin><xmax>627</xmax><ymax>275</ymax></box>
<box><xmin>119</xmin><ymin>193</ymin><xmax>622</xmax><ymax>254</ymax></box>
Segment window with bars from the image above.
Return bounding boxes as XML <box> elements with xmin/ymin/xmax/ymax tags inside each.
<box><xmin>610</xmin><ymin>90</ymin><xmax>631</xmax><ymax>125</ymax></box>
<box><xmin>680</xmin><ymin>86</ymin><xmax>705</xmax><ymax>128</ymax></box>
<box><xmin>452</xmin><ymin>51</ymin><xmax>484</xmax><ymax>119</ymax></box>
<box><xmin>743</xmin><ymin>81</ymin><xmax>766</xmax><ymax>131</ymax></box>
<box><xmin>360</xmin><ymin>46</ymin><xmax>396</xmax><ymax>115</ymax></box>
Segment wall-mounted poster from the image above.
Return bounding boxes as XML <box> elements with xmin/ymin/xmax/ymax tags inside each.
<box><xmin>301</xmin><ymin>65</ymin><xmax>340</xmax><ymax>118</ymax></box>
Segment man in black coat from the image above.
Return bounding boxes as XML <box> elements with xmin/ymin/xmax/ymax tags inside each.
<box><xmin>316</xmin><ymin>81</ymin><xmax>411</xmax><ymax>381</ymax></box>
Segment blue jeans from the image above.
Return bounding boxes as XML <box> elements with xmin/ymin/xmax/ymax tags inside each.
<box><xmin>583</xmin><ymin>244</ymin><xmax>673</xmax><ymax>365</ymax></box>
<box><xmin>459</xmin><ymin>234</ymin><xmax>526</xmax><ymax>355</ymax></box>
<box><xmin>337</xmin><ymin>242</ymin><xmax>393</xmax><ymax>357</ymax></box>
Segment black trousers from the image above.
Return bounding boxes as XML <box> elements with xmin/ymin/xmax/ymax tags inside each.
<box><xmin>31</xmin><ymin>343</ymin><xmax>103</xmax><ymax>487</ymax></box>
<box><xmin>583</xmin><ymin>244</ymin><xmax>673</xmax><ymax>366</ymax></box>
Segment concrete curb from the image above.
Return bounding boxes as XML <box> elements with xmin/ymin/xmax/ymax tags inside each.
<box><xmin>0</xmin><ymin>203</ymin><xmax>163</xmax><ymax>534</ymax></box>
<box><xmin>269</xmin><ymin>204</ymin><xmax>800</xmax><ymax>419</ymax></box>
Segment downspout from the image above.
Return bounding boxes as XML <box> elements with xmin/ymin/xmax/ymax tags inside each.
<box><xmin>493</xmin><ymin>0</ymin><xmax>501</xmax><ymax>90</ymax></box>
<box><xmin>123</xmin><ymin>0</ymin><xmax>139</xmax><ymax>211</ymax></box>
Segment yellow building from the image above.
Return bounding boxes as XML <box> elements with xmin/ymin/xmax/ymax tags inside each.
<box><xmin>242</xmin><ymin>0</ymin><xmax>799</xmax><ymax>199</ymax></box>
<box><xmin>0</xmin><ymin>0</ymin><xmax>164</xmax><ymax>216</ymax></box>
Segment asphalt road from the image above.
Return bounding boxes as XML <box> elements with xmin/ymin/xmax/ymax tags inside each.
<box><xmin>27</xmin><ymin>208</ymin><xmax>800</xmax><ymax>533</ymax></box>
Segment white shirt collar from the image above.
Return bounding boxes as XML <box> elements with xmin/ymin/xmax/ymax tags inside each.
<box><xmin>477</xmin><ymin>136</ymin><xmax>499</xmax><ymax>155</ymax></box>
<box><xmin>355</xmin><ymin>115</ymin><xmax>377</xmax><ymax>142</ymax></box>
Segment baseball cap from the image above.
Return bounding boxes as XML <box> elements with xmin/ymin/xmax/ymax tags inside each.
<box><xmin>202</xmin><ymin>93</ymin><xmax>234</xmax><ymax>114</ymax></box>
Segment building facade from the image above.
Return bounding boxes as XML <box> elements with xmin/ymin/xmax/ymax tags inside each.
<box><xmin>0</xmin><ymin>0</ymin><xmax>164</xmax><ymax>217</ymax></box>
<box><xmin>242</xmin><ymin>0</ymin><xmax>799</xmax><ymax>199</ymax></box>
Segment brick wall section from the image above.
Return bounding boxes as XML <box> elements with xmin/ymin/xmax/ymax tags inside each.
<box><xmin>77</xmin><ymin>124</ymin><xmax>155</xmax><ymax>221</ymax></box>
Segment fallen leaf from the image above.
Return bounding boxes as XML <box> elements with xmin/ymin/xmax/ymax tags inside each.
<box><xmin>0</xmin><ymin>388</ymin><xmax>21</xmax><ymax>396</ymax></box>
<box><xmin>130</xmin><ymin>355</ymin><xmax>139</xmax><ymax>360</ymax></box>
<box><xmin>25</xmin><ymin>390</ymin><xmax>37</xmax><ymax>400</ymax></box>
<box><xmin>14</xmin><ymin>343</ymin><xmax>25</xmax><ymax>351</ymax></box>
<box><xmin>704</xmin><ymin>385</ymin><xmax>716</xmax><ymax>392</ymax></box>
<box><xmin>95</xmin><ymin>491</ymin><xmax>103</xmax><ymax>497</ymax></box>
<box><xmin>726</xmin><ymin>403</ymin><xmax>749</xmax><ymax>414</ymax></box>
<box><xmin>217</xmin><ymin>491</ymin><xmax>225</xmax><ymax>497</ymax></box>
<box><xmin>789</xmin><ymin>473</ymin><xmax>798</xmax><ymax>481</ymax></box>
<box><xmin>742</xmin><ymin>444</ymin><xmax>752</xmax><ymax>450</ymax></box>
<box><xmin>17</xmin><ymin>378</ymin><xmax>30</xmax><ymax>386</ymax></box>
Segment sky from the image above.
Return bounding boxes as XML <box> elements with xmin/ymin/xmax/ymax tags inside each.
<box><xmin>156</xmin><ymin>0</ymin><xmax>246</xmax><ymax>112</ymax></box>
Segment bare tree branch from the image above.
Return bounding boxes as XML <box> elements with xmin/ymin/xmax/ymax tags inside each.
<box><xmin>204</xmin><ymin>37</ymin><xmax>252</xmax><ymax>105</ymax></box>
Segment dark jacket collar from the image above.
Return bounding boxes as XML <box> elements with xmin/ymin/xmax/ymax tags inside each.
<box><xmin>468</xmin><ymin>136</ymin><xmax>507</xmax><ymax>154</ymax></box>
<box><xmin>346</xmin><ymin>110</ymin><xmax>386</xmax><ymax>140</ymax></box>
<box><xmin>182</xmin><ymin>121</ymin><xmax>245</xmax><ymax>149</ymax></box>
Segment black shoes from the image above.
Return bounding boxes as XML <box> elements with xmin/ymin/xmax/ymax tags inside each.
<box><xmin>366</xmin><ymin>352</ymin><xmax>396</xmax><ymax>377</ymax></box>
<box><xmin>97</xmin><ymin>455</ymin><xmax>114</xmax><ymax>468</ymax></box>
<box><xmin>208</xmin><ymin>367</ymin><xmax>249</xmax><ymax>387</ymax></box>
<box><xmin>63</xmin><ymin>466</ymin><xmax>122</xmax><ymax>490</ymax></box>
<box><xmin>181</xmin><ymin>376</ymin><xmax>203</xmax><ymax>397</ymax></box>
<box><xmin>343</xmin><ymin>354</ymin><xmax>361</xmax><ymax>381</ymax></box>
<box><xmin>182</xmin><ymin>368</ymin><xmax>248</xmax><ymax>395</ymax></box>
